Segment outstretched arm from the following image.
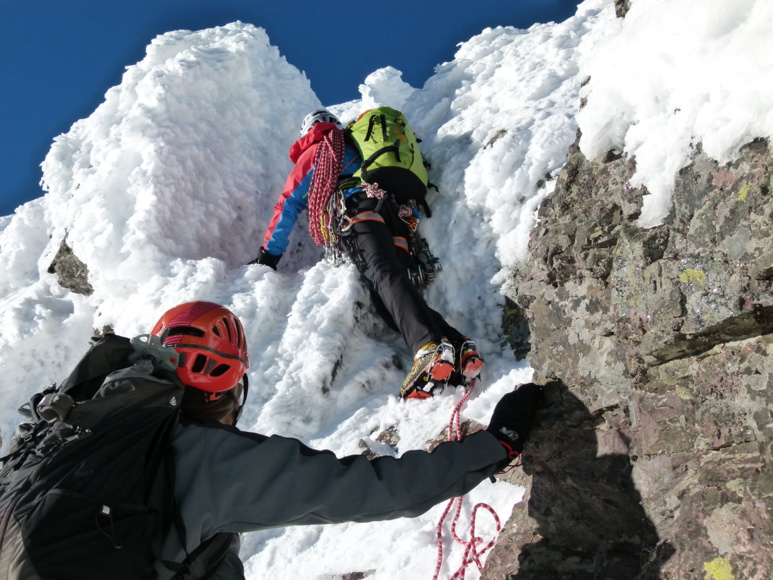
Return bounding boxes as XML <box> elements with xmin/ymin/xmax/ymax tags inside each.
<box><xmin>174</xmin><ymin>426</ymin><xmax>506</xmax><ymax>534</ymax></box>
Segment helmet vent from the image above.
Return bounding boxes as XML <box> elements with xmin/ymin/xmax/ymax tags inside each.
<box><xmin>168</xmin><ymin>327</ymin><xmax>205</xmax><ymax>338</ymax></box>
<box><xmin>192</xmin><ymin>354</ymin><xmax>208</xmax><ymax>373</ymax></box>
<box><xmin>210</xmin><ymin>364</ymin><xmax>231</xmax><ymax>377</ymax></box>
<box><xmin>235</xmin><ymin>320</ymin><xmax>243</xmax><ymax>349</ymax></box>
<box><xmin>222</xmin><ymin>318</ymin><xmax>233</xmax><ymax>343</ymax></box>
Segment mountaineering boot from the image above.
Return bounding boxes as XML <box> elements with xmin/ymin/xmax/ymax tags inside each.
<box><xmin>400</xmin><ymin>339</ymin><xmax>455</xmax><ymax>400</ymax></box>
<box><xmin>457</xmin><ymin>339</ymin><xmax>485</xmax><ymax>385</ymax></box>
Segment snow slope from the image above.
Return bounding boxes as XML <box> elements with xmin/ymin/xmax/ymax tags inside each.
<box><xmin>2</xmin><ymin>0</ymin><xmax>771</xmax><ymax>577</ymax></box>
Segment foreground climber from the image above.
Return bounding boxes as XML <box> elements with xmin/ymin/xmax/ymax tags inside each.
<box><xmin>0</xmin><ymin>300</ymin><xmax>543</xmax><ymax>579</ymax></box>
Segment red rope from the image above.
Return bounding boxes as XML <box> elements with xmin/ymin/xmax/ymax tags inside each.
<box><xmin>308</xmin><ymin>128</ymin><xmax>345</xmax><ymax>247</ymax></box>
<box><xmin>431</xmin><ymin>381</ymin><xmax>503</xmax><ymax>580</ymax></box>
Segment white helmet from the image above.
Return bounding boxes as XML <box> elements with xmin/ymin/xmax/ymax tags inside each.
<box><xmin>300</xmin><ymin>109</ymin><xmax>343</xmax><ymax>136</ymax></box>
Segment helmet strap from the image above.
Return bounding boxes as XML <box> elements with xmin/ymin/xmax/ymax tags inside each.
<box><xmin>233</xmin><ymin>374</ymin><xmax>249</xmax><ymax>425</ymax></box>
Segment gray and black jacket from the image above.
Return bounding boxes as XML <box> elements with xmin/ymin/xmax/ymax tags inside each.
<box><xmin>157</xmin><ymin>419</ymin><xmax>508</xmax><ymax>579</ymax></box>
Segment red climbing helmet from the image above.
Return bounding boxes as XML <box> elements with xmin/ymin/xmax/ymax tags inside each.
<box><xmin>151</xmin><ymin>301</ymin><xmax>249</xmax><ymax>393</ymax></box>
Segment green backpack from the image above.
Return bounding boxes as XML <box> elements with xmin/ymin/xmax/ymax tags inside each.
<box><xmin>346</xmin><ymin>106</ymin><xmax>429</xmax><ymax>205</ymax></box>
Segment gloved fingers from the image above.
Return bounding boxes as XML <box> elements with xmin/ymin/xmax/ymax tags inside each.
<box><xmin>487</xmin><ymin>383</ymin><xmax>543</xmax><ymax>453</ymax></box>
<box><xmin>249</xmin><ymin>247</ymin><xmax>281</xmax><ymax>270</ymax></box>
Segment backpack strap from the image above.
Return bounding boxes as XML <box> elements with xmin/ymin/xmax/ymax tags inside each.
<box><xmin>162</xmin><ymin>445</ymin><xmax>237</xmax><ymax>580</ymax></box>
<box><xmin>421</xmin><ymin>198</ymin><xmax>432</xmax><ymax>218</ymax></box>
<box><xmin>422</xmin><ymin>181</ymin><xmax>439</xmax><ymax>218</ymax></box>
<box><xmin>170</xmin><ymin>532</ymin><xmax>236</xmax><ymax>580</ymax></box>
<box><xmin>364</xmin><ymin>112</ymin><xmax>389</xmax><ymax>142</ymax></box>
<box><xmin>360</xmin><ymin>142</ymin><xmax>402</xmax><ymax>178</ymax></box>
<box><xmin>58</xmin><ymin>334</ymin><xmax>135</xmax><ymax>401</ymax></box>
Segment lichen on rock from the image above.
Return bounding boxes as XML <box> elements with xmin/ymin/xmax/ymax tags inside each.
<box><xmin>491</xmin><ymin>137</ymin><xmax>773</xmax><ymax>579</ymax></box>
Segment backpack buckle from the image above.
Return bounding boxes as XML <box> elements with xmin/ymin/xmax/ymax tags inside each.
<box><xmin>129</xmin><ymin>334</ymin><xmax>179</xmax><ymax>373</ymax></box>
<box><xmin>37</xmin><ymin>392</ymin><xmax>75</xmax><ymax>423</ymax></box>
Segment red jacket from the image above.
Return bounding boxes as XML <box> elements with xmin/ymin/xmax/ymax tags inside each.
<box><xmin>261</xmin><ymin>123</ymin><xmax>361</xmax><ymax>256</ymax></box>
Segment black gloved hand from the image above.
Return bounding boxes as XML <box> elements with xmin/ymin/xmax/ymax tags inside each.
<box><xmin>249</xmin><ymin>247</ymin><xmax>282</xmax><ymax>270</ymax></box>
<box><xmin>486</xmin><ymin>383</ymin><xmax>543</xmax><ymax>462</ymax></box>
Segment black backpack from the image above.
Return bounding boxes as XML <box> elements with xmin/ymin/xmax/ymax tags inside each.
<box><xmin>0</xmin><ymin>333</ymin><xmax>231</xmax><ymax>579</ymax></box>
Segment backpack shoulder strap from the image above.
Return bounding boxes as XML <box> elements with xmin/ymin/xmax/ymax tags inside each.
<box><xmin>58</xmin><ymin>333</ymin><xmax>135</xmax><ymax>401</ymax></box>
<box><xmin>168</xmin><ymin>532</ymin><xmax>236</xmax><ymax>580</ymax></box>
<box><xmin>158</xmin><ymin>443</ymin><xmax>237</xmax><ymax>580</ymax></box>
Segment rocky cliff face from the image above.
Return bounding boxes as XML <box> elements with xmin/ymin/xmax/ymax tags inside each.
<box><xmin>484</xmin><ymin>134</ymin><xmax>772</xmax><ymax>579</ymax></box>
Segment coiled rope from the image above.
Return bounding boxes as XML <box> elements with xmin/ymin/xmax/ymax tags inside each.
<box><xmin>308</xmin><ymin>127</ymin><xmax>345</xmax><ymax>248</ymax></box>
<box><xmin>432</xmin><ymin>381</ymin><xmax>503</xmax><ymax>580</ymax></box>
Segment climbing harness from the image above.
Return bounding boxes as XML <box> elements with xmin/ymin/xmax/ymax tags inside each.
<box><xmin>308</xmin><ymin>128</ymin><xmax>441</xmax><ymax>291</ymax></box>
<box><xmin>432</xmin><ymin>380</ymin><xmax>503</xmax><ymax>580</ymax></box>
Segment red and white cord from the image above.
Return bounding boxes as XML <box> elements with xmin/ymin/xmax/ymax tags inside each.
<box><xmin>431</xmin><ymin>381</ymin><xmax>503</xmax><ymax>580</ymax></box>
<box><xmin>308</xmin><ymin>128</ymin><xmax>345</xmax><ymax>247</ymax></box>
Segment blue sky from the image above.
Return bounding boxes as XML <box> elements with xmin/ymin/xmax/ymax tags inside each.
<box><xmin>1</xmin><ymin>0</ymin><xmax>582</xmax><ymax>217</ymax></box>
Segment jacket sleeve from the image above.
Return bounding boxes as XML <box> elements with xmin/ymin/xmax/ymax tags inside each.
<box><xmin>171</xmin><ymin>424</ymin><xmax>507</xmax><ymax>535</ymax></box>
<box><xmin>261</xmin><ymin>146</ymin><xmax>316</xmax><ymax>256</ymax></box>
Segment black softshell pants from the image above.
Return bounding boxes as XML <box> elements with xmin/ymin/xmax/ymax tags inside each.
<box><xmin>342</xmin><ymin>194</ymin><xmax>464</xmax><ymax>355</ymax></box>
